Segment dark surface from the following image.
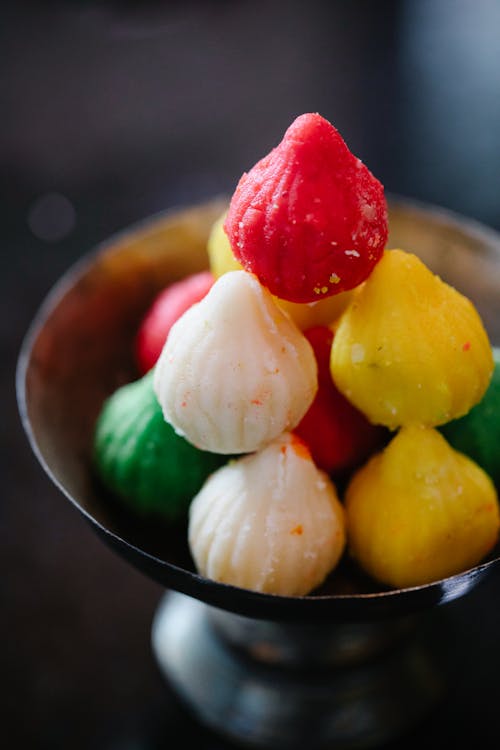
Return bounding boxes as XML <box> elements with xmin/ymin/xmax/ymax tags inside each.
<box><xmin>4</xmin><ymin>1</ymin><xmax>500</xmax><ymax>748</ymax></box>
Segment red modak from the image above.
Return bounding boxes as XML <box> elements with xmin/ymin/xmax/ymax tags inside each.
<box><xmin>224</xmin><ymin>112</ymin><xmax>388</xmax><ymax>303</ymax></box>
<box><xmin>294</xmin><ymin>326</ymin><xmax>388</xmax><ymax>475</ymax></box>
<box><xmin>135</xmin><ymin>270</ymin><xmax>214</xmax><ymax>374</ymax></box>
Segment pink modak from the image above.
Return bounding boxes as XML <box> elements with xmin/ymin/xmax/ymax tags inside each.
<box><xmin>224</xmin><ymin>112</ymin><xmax>388</xmax><ymax>303</ymax></box>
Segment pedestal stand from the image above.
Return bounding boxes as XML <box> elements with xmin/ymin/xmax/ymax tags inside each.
<box><xmin>152</xmin><ymin>590</ymin><xmax>444</xmax><ymax>749</ymax></box>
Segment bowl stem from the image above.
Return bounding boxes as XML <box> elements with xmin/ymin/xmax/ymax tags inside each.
<box><xmin>151</xmin><ymin>590</ymin><xmax>444</xmax><ymax>748</ymax></box>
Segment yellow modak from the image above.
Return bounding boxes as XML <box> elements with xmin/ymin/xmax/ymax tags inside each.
<box><xmin>207</xmin><ymin>211</ymin><xmax>352</xmax><ymax>330</ymax></box>
<box><xmin>345</xmin><ymin>425</ymin><xmax>500</xmax><ymax>589</ymax></box>
<box><xmin>330</xmin><ymin>248</ymin><xmax>493</xmax><ymax>429</ymax></box>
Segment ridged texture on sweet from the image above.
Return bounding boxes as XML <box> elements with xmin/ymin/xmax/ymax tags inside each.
<box><xmin>188</xmin><ymin>433</ymin><xmax>346</xmax><ymax>595</ymax></box>
<box><xmin>224</xmin><ymin>112</ymin><xmax>388</xmax><ymax>303</ymax></box>
<box><xmin>330</xmin><ymin>248</ymin><xmax>494</xmax><ymax>429</ymax></box>
<box><xmin>207</xmin><ymin>210</ymin><xmax>353</xmax><ymax>329</ymax></box>
<box><xmin>440</xmin><ymin>347</ymin><xmax>500</xmax><ymax>485</ymax></box>
<box><xmin>93</xmin><ymin>371</ymin><xmax>226</xmax><ymax>519</ymax></box>
<box><xmin>154</xmin><ymin>270</ymin><xmax>318</xmax><ymax>454</ymax></box>
<box><xmin>345</xmin><ymin>425</ymin><xmax>500</xmax><ymax>588</ymax></box>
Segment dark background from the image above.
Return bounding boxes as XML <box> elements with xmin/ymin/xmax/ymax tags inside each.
<box><xmin>3</xmin><ymin>1</ymin><xmax>500</xmax><ymax>748</ymax></box>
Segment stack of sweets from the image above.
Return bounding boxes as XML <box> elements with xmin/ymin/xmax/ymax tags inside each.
<box><xmin>94</xmin><ymin>113</ymin><xmax>500</xmax><ymax>595</ymax></box>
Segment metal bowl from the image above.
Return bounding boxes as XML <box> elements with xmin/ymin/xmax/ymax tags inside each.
<box><xmin>16</xmin><ymin>195</ymin><xmax>500</xmax><ymax>624</ymax></box>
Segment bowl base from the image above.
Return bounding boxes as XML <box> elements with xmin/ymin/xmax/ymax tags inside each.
<box><xmin>151</xmin><ymin>591</ymin><xmax>444</xmax><ymax>748</ymax></box>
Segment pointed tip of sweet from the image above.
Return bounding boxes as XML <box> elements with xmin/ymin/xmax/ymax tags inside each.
<box><xmin>287</xmin><ymin>111</ymin><xmax>331</xmax><ymax>131</ymax></box>
<box><xmin>284</xmin><ymin>112</ymin><xmax>344</xmax><ymax>147</ymax></box>
<box><xmin>209</xmin><ymin>269</ymin><xmax>266</xmax><ymax>304</ymax></box>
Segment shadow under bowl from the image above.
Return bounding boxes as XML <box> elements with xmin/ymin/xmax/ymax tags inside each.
<box><xmin>16</xmin><ymin>195</ymin><xmax>500</xmax><ymax>623</ymax></box>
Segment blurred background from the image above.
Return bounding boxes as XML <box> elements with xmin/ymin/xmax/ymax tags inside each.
<box><xmin>3</xmin><ymin>0</ymin><xmax>500</xmax><ymax>747</ymax></box>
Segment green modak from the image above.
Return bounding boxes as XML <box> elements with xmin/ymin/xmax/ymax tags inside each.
<box><xmin>440</xmin><ymin>347</ymin><xmax>500</xmax><ymax>487</ymax></box>
<box><xmin>93</xmin><ymin>369</ymin><xmax>227</xmax><ymax>520</ymax></box>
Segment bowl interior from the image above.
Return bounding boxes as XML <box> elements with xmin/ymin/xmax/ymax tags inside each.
<box><xmin>17</xmin><ymin>196</ymin><xmax>500</xmax><ymax>622</ymax></box>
